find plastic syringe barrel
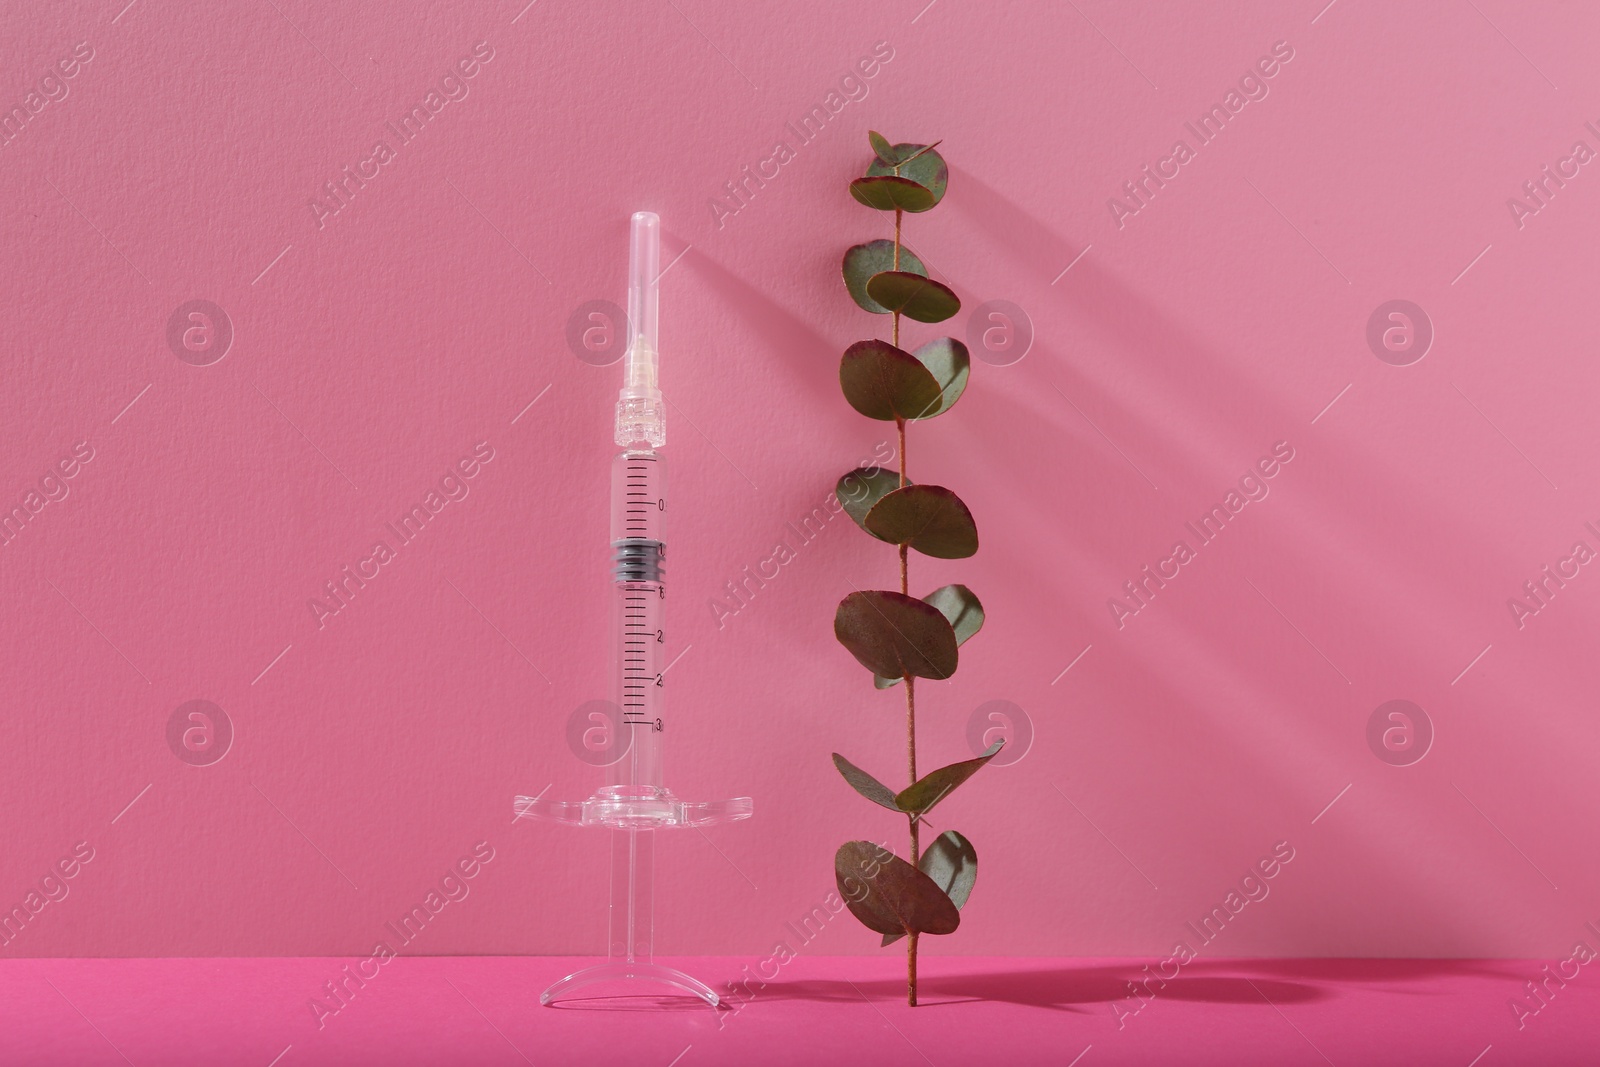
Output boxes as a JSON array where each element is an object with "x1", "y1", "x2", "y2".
[{"x1": 610, "y1": 447, "x2": 666, "y2": 786}]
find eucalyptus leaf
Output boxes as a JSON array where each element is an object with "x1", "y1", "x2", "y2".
[
  {"x1": 834, "y1": 590, "x2": 959, "y2": 680},
  {"x1": 867, "y1": 130, "x2": 900, "y2": 166},
  {"x1": 883, "y1": 831, "x2": 977, "y2": 946},
  {"x1": 865, "y1": 272, "x2": 960, "y2": 324},
  {"x1": 895, "y1": 741, "x2": 1004, "y2": 817},
  {"x1": 910, "y1": 337, "x2": 970, "y2": 418},
  {"x1": 924, "y1": 584, "x2": 984, "y2": 645},
  {"x1": 835, "y1": 840, "x2": 961, "y2": 937},
  {"x1": 920, "y1": 830, "x2": 978, "y2": 908},
  {"x1": 866, "y1": 142, "x2": 948, "y2": 207},
  {"x1": 864, "y1": 485, "x2": 979, "y2": 559},
  {"x1": 874, "y1": 584, "x2": 982, "y2": 689},
  {"x1": 843, "y1": 241, "x2": 927, "y2": 315},
  {"x1": 838, "y1": 467, "x2": 910, "y2": 540},
  {"x1": 849, "y1": 175, "x2": 936, "y2": 213},
  {"x1": 840, "y1": 340, "x2": 943, "y2": 422},
  {"x1": 832, "y1": 753, "x2": 901, "y2": 812}
]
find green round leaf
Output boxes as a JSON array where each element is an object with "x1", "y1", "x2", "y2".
[
  {"x1": 835, "y1": 840, "x2": 961, "y2": 937},
  {"x1": 875, "y1": 584, "x2": 981, "y2": 689},
  {"x1": 849, "y1": 175, "x2": 935, "y2": 213},
  {"x1": 840, "y1": 340, "x2": 943, "y2": 422},
  {"x1": 867, "y1": 130, "x2": 899, "y2": 166},
  {"x1": 865, "y1": 485, "x2": 979, "y2": 559},
  {"x1": 883, "y1": 831, "x2": 976, "y2": 946},
  {"x1": 924, "y1": 584, "x2": 984, "y2": 645},
  {"x1": 843, "y1": 241, "x2": 927, "y2": 315},
  {"x1": 921, "y1": 831, "x2": 977, "y2": 908},
  {"x1": 837, "y1": 466, "x2": 910, "y2": 540},
  {"x1": 867, "y1": 143, "x2": 948, "y2": 206},
  {"x1": 834, "y1": 590, "x2": 958, "y2": 680},
  {"x1": 910, "y1": 337, "x2": 970, "y2": 418},
  {"x1": 865, "y1": 271, "x2": 960, "y2": 324}
]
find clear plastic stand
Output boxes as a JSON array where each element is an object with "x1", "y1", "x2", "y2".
[
  {"x1": 514, "y1": 212, "x2": 752, "y2": 1008},
  {"x1": 514, "y1": 792, "x2": 753, "y2": 1006}
]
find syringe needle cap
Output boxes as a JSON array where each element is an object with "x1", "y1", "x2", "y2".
[{"x1": 617, "y1": 211, "x2": 665, "y2": 447}]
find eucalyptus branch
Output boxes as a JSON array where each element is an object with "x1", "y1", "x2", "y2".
[{"x1": 829, "y1": 132, "x2": 999, "y2": 1008}]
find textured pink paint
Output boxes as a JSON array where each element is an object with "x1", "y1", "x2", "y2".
[{"x1": 1, "y1": 0, "x2": 1598, "y2": 966}]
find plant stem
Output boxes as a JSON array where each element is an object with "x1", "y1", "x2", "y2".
[
  {"x1": 896, "y1": 419, "x2": 907, "y2": 488},
  {"x1": 906, "y1": 676, "x2": 919, "y2": 1006},
  {"x1": 891, "y1": 201, "x2": 919, "y2": 1008},
  {"x1": 908, "y1": 927, "x2": 919, "y2": 1006}
]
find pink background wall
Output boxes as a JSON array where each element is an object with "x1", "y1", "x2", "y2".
[{"x1": 3, "y1": 0, "x2": 1598, "y2": 961}]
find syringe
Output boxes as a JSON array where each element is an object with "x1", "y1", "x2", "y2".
[
  {"x1": 514, "y1": 211, "x2": 750, "y2": 1009},
  {"x1": 520, "y1": 212, "x2": 749, "y2": 831},
  {"x1": 611, "y1": 210, "x2": 668, "y2": 792}
]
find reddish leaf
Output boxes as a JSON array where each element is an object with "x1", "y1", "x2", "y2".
[{"x1": 835, "y1": 841, "x2": 961, "y2": 937}]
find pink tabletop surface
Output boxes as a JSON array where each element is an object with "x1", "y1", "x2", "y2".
[{"x1": 3, "y1": 955, "x2": 1597, "y2": 1066}]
